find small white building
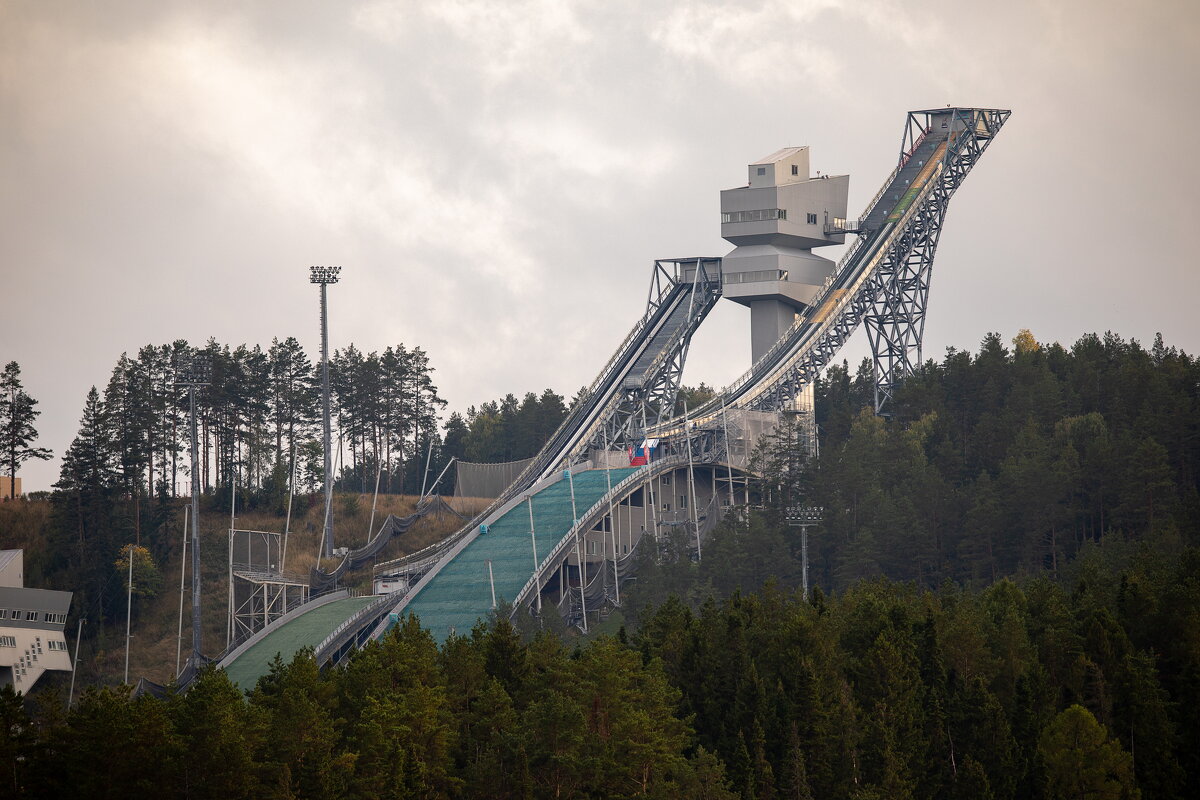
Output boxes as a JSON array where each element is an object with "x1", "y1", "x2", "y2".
[{"x1": 0, "y1": 550, "x2": 73, "y2": 693}]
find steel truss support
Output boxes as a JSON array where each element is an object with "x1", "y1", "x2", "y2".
[
  {"x1": 866, "y1": 107, "x2": 1009, "y2": 414},
  {"x1": 226, "y1": 528, "x2": 308, "y2": 644},
  {"x1": 230, "y1": 574, "x2": 309, "y2": 642},
  {"x1": 863, "y1": 205, "x2": 942, "y2": 414},
  {"x1": 597, "y1": 258, "x2": 722, "y2": 451},
  {"x1": 744, "y1": 108, "x2": 1010, "y2": 416}
]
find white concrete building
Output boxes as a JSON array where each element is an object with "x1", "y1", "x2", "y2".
[
  {"x1": 720, "y1": 146, "x2": 849, "y2": 362},
  {"x1": 0, "y1": 550, "x2": 73, "y2": 693}
]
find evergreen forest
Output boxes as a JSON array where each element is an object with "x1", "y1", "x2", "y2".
[
  {"x1": 17, "y1": 336, "x2": 569, "y2": 649},
  {"x1": 2, "y1": 328, "x2": 1198, "y2": 799}
]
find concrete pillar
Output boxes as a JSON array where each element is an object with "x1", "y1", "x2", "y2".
[{"x1": 750, "y1": 299, "x2": 798, "y2": 363}]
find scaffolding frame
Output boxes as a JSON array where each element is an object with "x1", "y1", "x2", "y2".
[{"x1": 227, "y1": 529, "x2": 309, "y2": 644}]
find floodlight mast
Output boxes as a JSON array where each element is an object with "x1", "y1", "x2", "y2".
[
  {"x1": 177, "y1": 357, "x2": 210, "y2": 672},
  {"x1": 310, "y1": 266, "x2": 341, "y2": 558}
]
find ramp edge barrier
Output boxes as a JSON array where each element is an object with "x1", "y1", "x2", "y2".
[
  {"x1": 215, "y1": 588, "x2": 352, "y2": 671},
  {"x1": 374, "y1": 462, "x2": 596, "y2": 627},
  {"x1": 510, "y1": 456, "x2": 687, "y2": 611},
  {"x1": 312, "y1": 590, "x2": 403, "y2": 663}
]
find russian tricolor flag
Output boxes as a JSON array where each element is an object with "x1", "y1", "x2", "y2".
[{"x1": 628, "y1": 438, "x2": 657, "y2": 466}]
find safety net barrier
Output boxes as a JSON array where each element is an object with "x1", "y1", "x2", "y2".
[
  {"x1": 309, "y1": 496, "x2": 453, "y2": 592},
  {"x1": 454, "y1": 458, "x2": 536, "y2": 499}
]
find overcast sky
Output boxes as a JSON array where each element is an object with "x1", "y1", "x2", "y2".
[{"x1": 3, "y1": 0, "x2": 1198, "y2": 492}]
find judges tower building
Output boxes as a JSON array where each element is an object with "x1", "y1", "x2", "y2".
[{"x1": 720, "y1": 147, "x2": 849, "y2": 363}]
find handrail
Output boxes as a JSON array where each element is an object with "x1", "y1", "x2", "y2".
[
  {"x1": 375, "y1": 273, "x2": 701, "y2": 579},
  {"x1": 312, "y1": 591, "x2": 398, "y2": 661},
  {"x1": 568, "y1": 278, "x2": 719, "y2": 453},
  {"x1": 397, "y1": 279, "x2": 692, "y2": 569},
  {"x1": 898, "y1": 126, "x2": 931, "y2": 170},
  {"x1": 214, "y1": 588, "x2": 352, "y2": 673},
  {"x1": 526, "y1": 279, "x2": 698, "y2": 479}
]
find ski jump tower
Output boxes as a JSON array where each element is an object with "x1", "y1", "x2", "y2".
[
  {"x1": 207, "y1": 108, "x2": 1010, "y2": 690},
  {"x1": 720, "y1": 147, "x2": 849, "y2": 364},
  {"x1": 719, "y1": 147, "x2": 849, "y2": 427}
]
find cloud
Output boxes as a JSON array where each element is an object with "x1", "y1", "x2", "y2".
[
  {"x1": 649, "y1": 0, "x2": 845, "y2": 90},
  {"x1": 354, "y1": 0, "x2": 592, "y2": 84},
  {"x1": 3, "y1": 0, "x2": 1199, "y2": 493}
]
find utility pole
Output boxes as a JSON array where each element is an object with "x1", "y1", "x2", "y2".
[
  {"x1": 177, "y1": 356, "x2": 210, "y2": 672},
  {"x1": 124, "y1": 544, "x2": 133, "y2": 685},
  {"x1": 567, "y1": 468, "x2": 587, "y2": 633},
  {"x1": 310, "y1": 266, "x2": 341, "y2": 558},
  {"x1": 68, "y1": 617, "x2": 85, "y2": 707},
  {"x1": 176, "y1": 505, "x2": 188, "y2": 677},
  {"x1": 684, "y1": 400, "x2": 701, "y2": 560},
  {"x1": 527, "y1": 495, "x2": 542, "y2": 612}
]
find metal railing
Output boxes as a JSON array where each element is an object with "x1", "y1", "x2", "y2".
[
  {"x1": 312, "y1": 590, "x2": 398, "y2": 663},
  {"x1": 510, "y1": 455, "x2": 688, "y2": 611}
]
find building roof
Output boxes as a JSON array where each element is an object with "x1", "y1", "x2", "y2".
[
  {"x1": 751, "y1": 146, "x2": 808, "y2": 165},
  {"x1": 0, "y1": 551, "x2": 20, "y2": 589},
  {"x1": 0, "y1": 586, "x2": 73, "y2": 615}
]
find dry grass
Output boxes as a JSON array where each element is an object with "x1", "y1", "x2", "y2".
[
  {"x1": 2, "y1": 491, "x2": 492, "y2": 687},
  {"x1": 102, "y1": 491, "x2": 490, "y2": 685}
]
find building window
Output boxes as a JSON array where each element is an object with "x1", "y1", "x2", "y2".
[
  {"x1": 722, "y1": 208, "x2": 787, "y2": 224},
  {"x1": 0, "y1": 636, "x2": 14, "y2": 648},
  {"x1": 756, "y1": 167, "x2": 766, "y2": 176},
  {"x1": 48, "y1": 640, "x2": 67, "y2": 652},
  {"x1": 724, "y1": 269, "x2": 789, "y2": 285},
  {"x1": 662, "y1": 502, "x2": 671, "y2": 512},
  {"x1": 806, "y1": 213, "x2": 818, "y2": 224},
  {"x1": 680, "y1": 495, "x2": 688, "y2": 509},
  {"x1": 791, "y1": 164, "x2": 799, "y2": 176},
  {"x1": 24, "y1": 611, "x2": 37, "y2": 622},
  {"x1": 661, "y1": 474, "x2": 671, "y2": 485},
  {"x1": 0, "y1": 610, "x2": 6, "y2": 620}
]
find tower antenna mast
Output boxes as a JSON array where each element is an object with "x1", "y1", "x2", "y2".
[{"x1": 177, "y1": 355, "x2": 210, "y2": 672}]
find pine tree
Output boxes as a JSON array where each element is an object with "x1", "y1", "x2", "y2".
[
  {"x1": 1038, "y1": 704, "x2": 1139, "y2": 800},
  {"x1": 0, "y1": 361, "x2": 51, "y2": 500}
]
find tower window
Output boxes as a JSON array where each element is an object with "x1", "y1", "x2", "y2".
[
  {"x1": 756, "y1": 167, "x2": 766, "y2": 176},
  {"x1": 791, "y1": 165, "x2": 799, "y2": 175},
  {"x1": 722, "y1": 208, "x2": 787, "y2": 224},
  {"x1": 807, "y1": 213, "x2": 817, "y2": 224}
]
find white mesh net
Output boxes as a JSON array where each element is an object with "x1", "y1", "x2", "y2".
[{"x1": 454, "y1": 457, "x2": 536, "y2": 499}]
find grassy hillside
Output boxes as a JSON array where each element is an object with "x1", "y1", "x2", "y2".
[{"x1": 0, "y1": 491, "x2": 488, "y2": 687}]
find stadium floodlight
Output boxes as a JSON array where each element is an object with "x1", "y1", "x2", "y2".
[
  {"x1": 176, "y1": 356, "x2": 212, "y2": 388},
  {"x1": 311, "y1": 266, "x2": 341, "y2": 557},
  {"x1": 309, "y1": 265, "x2": 342, "y2": 284}
]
